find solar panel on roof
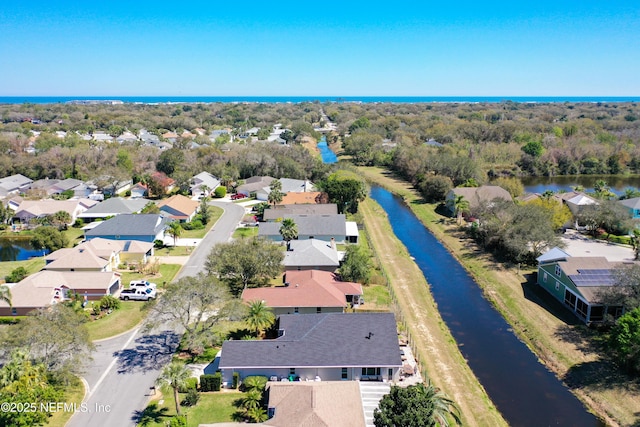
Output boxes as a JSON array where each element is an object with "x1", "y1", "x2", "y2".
[{"x1": 569, "y1": 269, "x2": 615, "y2": 287}]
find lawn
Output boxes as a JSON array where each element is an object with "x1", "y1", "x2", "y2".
[
  {"x1": 0, "y1": 257, "x2": 45, "y2": 282},
  {"x1": 232, "y1": 226, "x2": 258, "y2": 239},
  {"x1": 85, "y1": 300, "x2": 148, "y2": 341},
  {"x1": 361, "y1": 284, "x2": 391, "y2": 310},
  {"x1": 138, "y1": 388, "x2": 243, "y2": 427},
  {"x1": 180, "y1": 206, "x2": 223, "y2": 239},
  {"x1": 119, "y1": 263, "x2": 181, "y2": 289},
  {"x1": 154, "y1": 246, "x2": 192, "y2": 256},
  {"x1": 45, "y1": 377, "x2": 84, "y2": 427}
]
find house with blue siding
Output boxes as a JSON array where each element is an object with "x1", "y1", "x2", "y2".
[
  {"x1": 618, "y1": 197, "x2": 640, "y2": 220},
  {"x1": 536, "y1": 248, "x2": 625, "y2": 323},
  {"x1": 85, "y1": 214, "x2": 171, "y2": 243}
]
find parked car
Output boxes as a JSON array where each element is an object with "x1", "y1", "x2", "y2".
[
  {"x1": 230, "y1": 193, "x2": 246, "y2": 200},
  {"x1": 129, "y1": 280, "x2": 157, "y2": 290},
  {"x1": 119, "y1": 288, "x2": 156, "y2": 301}
]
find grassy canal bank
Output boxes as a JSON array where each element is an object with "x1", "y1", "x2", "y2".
[{"x1": 358, "y1": 166, "x2": 638, "y2": 426}]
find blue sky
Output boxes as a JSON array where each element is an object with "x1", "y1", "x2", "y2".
[{"x1": 1, "y1": 1, "x2": 638, "y2": 96}]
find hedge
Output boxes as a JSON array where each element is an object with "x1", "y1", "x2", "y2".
[{"x1": 200, "y1": 373, "x2": 222, "y2": 392}]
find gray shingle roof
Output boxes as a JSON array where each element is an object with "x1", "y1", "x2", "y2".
[
  {"x1": 85, "y1": 214, "x2": 169, "y2": 237},
  {"x1": 619, "y1": 197, "x2": 640, "y2": 210},
  {"x1": 79, "y1": 198, "x2": 150, "y2": 217},
  {"x1": 219, "y1": 313, "x2": 402, "y2": 369},
  {"x1": 259, "y1": 214, "x2": 346, "y2": 238},
  {"x1": 283, "y1": 239, "x2": 340, "y2": 268},
  {"x1": 263, "y1": 204, "x2": 338, "y2": 221}
]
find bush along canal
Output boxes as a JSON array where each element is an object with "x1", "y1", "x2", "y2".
[{"x1": 370, "y1": 185, "x2": 603, "y2": 427}]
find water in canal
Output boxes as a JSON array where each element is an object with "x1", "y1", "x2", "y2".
[
  {"x1": 317, "y1": 136, "x2": 337, "y2": 163},
  {"x1": 370, "y1": 185, "x2": 603, "y2": 427}
]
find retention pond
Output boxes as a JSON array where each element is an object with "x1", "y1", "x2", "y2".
[{"x1": 370, "y1": 185, "x2": 603, "y2": 427}]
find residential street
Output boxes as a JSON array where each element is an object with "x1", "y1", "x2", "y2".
[{"x1": 67, "y1": 201, "x2": 245, "y2": 427}]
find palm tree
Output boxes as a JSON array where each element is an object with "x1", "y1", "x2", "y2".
[
  {"x1": 0, "y1": 285, "x2": 12, "y2": 308},
  {"x1": 245, "y1": 406, "x2": 268, "y2": 423},
  {"x1": 420, "y1": 382, "x2": 462, "y2": 427},
  {"x1": 242, "y1": 375, "x2": 268, "y2": 392},
  {"x1": 453, "y1": 195, "x2": 470, "y2": 226},
  {"x1": 240, "y1": 388, "x2": 262, "y2": 411},
  {"x1": 268, "y1": 179, "x2": 283, "y2": 206},
  {"x1": 166, "y1": 222, "x2": 183, "y2": 247},
  {"x1": 156, "y1": 362, "x2": 191, "y2": 416},
  {"x1": 279, "y1": 218, "x2": 298, "y2": 246},
  {"x1": 245, "y1": 300, "x2": 275, "y2": 336}
]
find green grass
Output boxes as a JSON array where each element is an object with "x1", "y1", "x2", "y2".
[
  {"x1": 362, "y1": 284, "x2": 391, "y2": 309},
  {"x1": 154, "y1": 246, "x2": 193, "y2": 256},
  {"x1": 63, "y1": 226, "x2": 86, "y2": 246},
  {"x1": 119, "y1": 263, "x2": 181, "y2": 289},
  {"x1": 139, "y1": 388, "x2": 243, "y2": 427},
  {"x1": 0, "y1": 258, "x2": 46, "y2": 282},
  {"x1": 232, "y1": 227, "x2": 258, "y2": 239},
  {"x1": 85, "y1": 300, "x2": 148, "y2": 341},
  {"x1": 45, "y1": 377, "x2": 84, "y2": 427},
  {"x1": 180, "y1": 206, "x2": 223, "y2": 239}
]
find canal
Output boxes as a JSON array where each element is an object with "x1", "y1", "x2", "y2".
[
  {"x1": 369, "y1": 185, "x2": 602, "y2": 427},
  {"x1": 317, "y1": 136, "x2": 337, "y2": 163}
]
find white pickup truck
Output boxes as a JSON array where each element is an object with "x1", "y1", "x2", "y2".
[
  {"x1": 119, "y1": 288, "x2": 156, "y2": 301},
  {"x1": 129, "y1": 280, "x2": 157, "y2": 290}
]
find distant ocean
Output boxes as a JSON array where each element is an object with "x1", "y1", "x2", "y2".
[{"x1": 0, "y1": 96, "x2": 638, "y2": 104}]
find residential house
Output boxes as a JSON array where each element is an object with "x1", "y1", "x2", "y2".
[
  {"x1": 0, "y1": 270, "x2": 122, "y2": 316},
  {"x1": 116, "y1": 131, "x2": 139, "y2": 144},
  {"x1": 565, "y1": 193, "x2": 598, "y2": 216},
  {"x1": 78, "y1": 197, "x2": 150, "y2": 222},
  {"x1": 101, "y1": 179, "x2": 132, "y2": 196},
  {"x1": 264, "y1": 381, "x2": 365, "y2": 427},
  {"x1": 48, "y1": 178, "x2": 98, "y2": 198},
  {"x1": 157, "y1": 194, "x2": 200, "y2": 222},
  {"x1": 445, "y1": 185, "x2": 513, "y2": 216},
  {"x1": 283, "y1": 239, "x2": 341, "y2": 272},
  {"x1": 219, "y1": 313, "x2": 402, "y2": 384},
  {"x1": 190, "y1": 172, "x2": 220, "y2": 197},
  {"x1": 242, "y1": 269, "x2": 362, "y2": 316},
  {"x1": 277, "y1": 192, "x2": 329, "y2": 206},
  {"x1": 263, "y1": 203, "x2": 337, "y2": 222},
  {"x1": 252, "y1": 178, "x2": 316, "y2": 202},
  {"x1": 14, "y1": 198, "x2": 98, "y2": 224},
  {"x1": 618, "y1": 197, "x2": 640, "y2": 220},
  {"x1": 237, "y1": 176, "x2": 276, "y2": 199},
  {"x1": 162, "y1": 131, "x2": 178, "y2": 143},
  {"x1": 85, "y1": 214, "x2": 171, "y2": 243},
  {"x1": 0, "y1": 174, "x2": 33, "y2": 198},
  {"x1": 259, "y1": 214, "x2": 358, "y2": 244},
  {"x1": 92, "y1": 132, "x2": 114, "y2": 143},
  {"x1": 150, "y1": 172, "x2": 176, "y2": 195},
  {"x1": 130, "y1": 183, "x2": 149, "y2": 199},
  {"x1": 536, "y1": 247, "x2": 625, "y2": 324}
]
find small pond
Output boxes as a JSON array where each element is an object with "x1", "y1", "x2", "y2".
[{"x1": 0, "y1": 237, "x2": 49, "y2": 261}]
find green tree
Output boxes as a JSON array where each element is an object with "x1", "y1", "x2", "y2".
[
  {"x1": 608, "y1": 307, "x2": 640, "y2": 374},
  {"x1": 141, "y1": 201, "x2": 160, "y2": 214},
  {"x1": 30, "y1": 226, "x2": 69, "y2": 252},
  {"x1": 205, "y1": 237, "x2": 284, "y2": 295},
  {"x1": 492, "y1": 177, "x2": 524, "y2": 199},
  {"x1": 452, "y1": 195, "x2": 470, "y2": 226},
  {"x1": 156, "y1": 362, "x2": 191, "y2": 415},
  {"x1": 245, "y1": 300, "x2": 275, "y2": 336},
  {"x1": 529, "y1": 198, "x2": 572, "y2": 231},
  {"x1": 241, "y1": 375, "x2": 268, "y2": 393},
  {"x1": 417, "y1": 175, "x2": 453, "y2": 203},
  {"x1": 145, "y1": 274, "x2": 239, "y2": 354},
  {"x1": 268, "y1": 180, "x2": 283, "y2": 207},
  {"x1": 50, "y1": 210, "x2": 72, "y2": 229},
  {"x1": 213, "y1": 186, "x2": 227, "y2": 198},
  {"x1": 319, "y1": 173, "x2": 367, "y2": 214},
  {"x1": 116, "y1": 149, "x2": 133, "y2": 172},
  {"x1": 348, "y1": 116, "x2": 371, "y2": 133},
  {"x1": 166, "y1": 222, "x2": 183, "y2": 247},
  {"x1": 279, "y1": 218, "x2": 298, "y2": 244},
  {"x1": 600, "y1": 264, "x2": 640, "y2": 312},
  {"x1": 0, "y1": 285, "x2": 12, "y2": 306},
  {"x1": 5, "y1": 267, "x2": 27, "y2": 284},
  {"x1": 521, "y1": 139, "x2": 544, "y2": 157},
  {"x1": 374, "y1": 383, "x2": 461, "y2": 427},
  {"x1": 2, "y1": 304, "x2": 93, "y2": 381},
  {"x1": 199, "y1": 198, "x2": 211, "y2": 224},
  {"x1": 156, "y1": 148, "x2": 185, "y2": 176},
  {"x1": 339, "y1": 244, "x2": 372, "y2": 284}
]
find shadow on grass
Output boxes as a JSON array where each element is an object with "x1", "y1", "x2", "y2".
[
  {"x1": 133, "y1": 402, "x2": 169, "y2": 426},
  {"x1": 113, "y1": 330, "x2": 181, "y2": 374},
  {"x1": 519, "y1": 273, "x2": 584, "y2": 325}
]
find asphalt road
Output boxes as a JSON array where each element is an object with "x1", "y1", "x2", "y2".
[{"x1": 67, "y1": 201, "x2": 246, "y2": 427}]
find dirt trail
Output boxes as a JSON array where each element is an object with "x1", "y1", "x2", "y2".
[{"x1": 361, "y1": 198, "x2": 507, "y2": 427}]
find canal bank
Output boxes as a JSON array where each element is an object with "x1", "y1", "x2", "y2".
[{"x1": 359, "y1": 166, "x2": 636, "y2": 426}]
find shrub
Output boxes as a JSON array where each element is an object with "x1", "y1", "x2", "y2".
[
  {"x1": 214, "y1": 186, "x2": 227, "y2": 198},
  {"x1": 182, "y1": 388, "x2": 200, "y2": 407},
  {"x1": 178, "y1": 377, "x2": 198, "y2": 393},
  {"x1": 73, "y1": 218, "x2": 84, "y2": 228},
  {"x1": 154, "y1": 239, "x2": 165, "y2": 249},
  {"x1": 201, "y1": 373, "x2": 221, "y2": 392},
  {"x1": 232, "y1": 372, "x2": 240, "y2": 389},
  {"x1": 0, "y1": 316, "x2": 22, "y2": 324},
  {"x1": 169, "y1": 415, "x2": 187, "y2": 427},
  {"x1": 182, "y1": 220, "x2": 204, "y2": 230},
  {"x1": 99, "y1": 295, "x2": 121, "y2": 311},
  {"x1": 241, "y1": 376, "x2": 268, "y2": 392},
  {"x1": 5, "y1": 267, "x2": 28, "y2": 283}
]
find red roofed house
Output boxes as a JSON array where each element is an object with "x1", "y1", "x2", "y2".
[
  {"x1": 150, "y1": 172, "x2": 176, "y2": 195},
  {"x1": 242, "y1": 270, "x2": 363, "y2": 316}
]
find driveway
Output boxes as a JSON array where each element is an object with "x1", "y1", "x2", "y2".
[
  {"x1": 67, "y1": 201, "x2": 245, "y2": 427},
  {"x1": 560, "y1": 229, "x2": 635, "y2": 262}
]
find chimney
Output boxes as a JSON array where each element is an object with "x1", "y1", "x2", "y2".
[{"x1": 330, "y1": 237, "x2": 336, "y2": 251}]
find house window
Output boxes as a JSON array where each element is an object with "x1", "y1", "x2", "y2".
[
  {"x1": 388, "y1": 368, "x2": 393, "y2": 378},
  {"x1": 362, "y1": 367, "x2": 380, "y2": 376},
  {"x1": 564, "y1": 289, "x2": 577, "y2": 309},
  {"x1": 555, "y1": 281, "x2": 560, "y2": 291},
  {"x1": 289, "y1": 368, "x2": 296, "y2": 375},
  {"x1": 341, "y1": 368, "x2": 348, "y2": 379},
  {"x1": 11, "y1": 308, "x2": 17, "y2": 316},
  {"x1": 576, "y1": 298, "x2": 589, "y2": 319},
  {"x1": 555, "y1": 265, "x2": 561, "y2": 276},
  {"x1": 316, "y1": 307, "x2": 321, "y2": 313},
  {"x1": 543, "y1": 272, "x2": 548, "y2": 282},
  {"x1": 294, "y1": 307, "x2": 299, "y2": 314}
]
